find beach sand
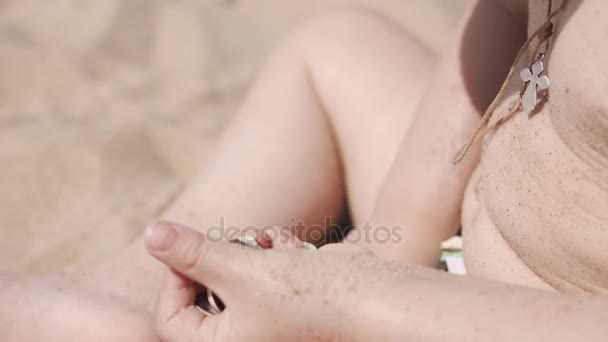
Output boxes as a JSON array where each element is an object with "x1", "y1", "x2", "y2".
[{"x1": 0, "y1": 0, "x2": 464, "y2": 272}]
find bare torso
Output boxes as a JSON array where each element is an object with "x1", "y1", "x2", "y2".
[{"x1": 463, "y1": 0, "x2": 608, "y2": 292}]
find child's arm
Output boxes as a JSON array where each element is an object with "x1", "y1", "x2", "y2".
[{"x1": 353, "y1": 0, "x2": 528, "y2": 266}]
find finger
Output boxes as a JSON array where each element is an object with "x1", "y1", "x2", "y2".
[
  {"x1": 258, "y1": 226, "x2": 307, "y2": 250},
  {"x1": 156, "y1": 268, "x2": 203, "y2": 341},
  {"x1": 237, "y1": 227, "x2": 273, "y2": 249},
  {"x1": 157, "y1": 269, "x2": 225, "y2": 342},
  {"x1": 158, "y1": 268, "x2": 196, "y2": 324},
  {"x1": 236, "y1": 225, "x2": 305, "y2": 250},
  {"x1": 145, "y1": 221, "x2": 265, "y2": 296}
]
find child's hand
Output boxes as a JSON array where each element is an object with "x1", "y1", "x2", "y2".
[{"x1": 145, "y1": 221, "x2": 382, "y2": 342}]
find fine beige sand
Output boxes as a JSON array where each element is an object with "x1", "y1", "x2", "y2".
[{"x1": 0, "y1": 0, "x2": 464, "y2": 272}]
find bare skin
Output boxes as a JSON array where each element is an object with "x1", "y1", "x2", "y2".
[
  {"x1": 1, "y1": 0, "x2": 607, "y2": 340},
  {"x1": 1, "y1": 6, "x2": 438, "y2": 341},
  {"x1": 146, "y1": 222, "x2": 608, "y2": 341},
  {"x1": 464, "y1": 0, "x2": 608, "y2": 292}
]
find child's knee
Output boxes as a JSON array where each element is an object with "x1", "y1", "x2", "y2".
[{"x1": 279, "y1": 5, "x2": 424, "y2": 58}]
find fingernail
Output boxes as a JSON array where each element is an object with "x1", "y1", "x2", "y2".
[{"x1": 146, "y1": 222, "x2": 178, "y2": 251}]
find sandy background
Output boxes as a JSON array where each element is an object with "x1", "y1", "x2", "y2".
[{"x1": 0, "y1": 0, "x2": 465, "y2": 272}]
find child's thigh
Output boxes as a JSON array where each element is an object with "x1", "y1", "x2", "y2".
[{"x1": 288, "y1": 7, "x2": 438, "y2": 222}]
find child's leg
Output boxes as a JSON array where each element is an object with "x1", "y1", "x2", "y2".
[
  {"x1": 1, "y1": 7, "x2": 436, "y2": 341},
  {"x1": 92, "y1": 6, "x2": 436, "y2": 309},
  {"x1": 161, "y1": 7, "x2": 437, "y2": 231}
]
